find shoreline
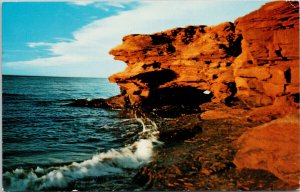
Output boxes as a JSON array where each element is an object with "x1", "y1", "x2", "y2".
[{"x1": 86, "y1": 1, "x2": 299, "y2": 190}]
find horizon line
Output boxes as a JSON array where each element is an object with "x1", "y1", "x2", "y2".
[{"x1": 2, "y1": 74, "x2": 110, "y2": 79}]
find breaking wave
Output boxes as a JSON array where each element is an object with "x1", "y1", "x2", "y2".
[{"x1": 3, "y1": 116, "x2": 162, "y2": 191}]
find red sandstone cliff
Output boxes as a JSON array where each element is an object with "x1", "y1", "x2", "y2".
[
  {"x1": 109, "y1": 22, "x2": 241, "y2": 107},
  {"x1": 109, "y1": 1, "x2": 299, "y2": 111},
  {"x1": 108, "y1": 1, "x2": 299, "y2": 187}
]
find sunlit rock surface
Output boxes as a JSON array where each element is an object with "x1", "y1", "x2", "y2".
[
  {"x1": 109, "y1": 1, "x2": 299, "y2": 111},
  {"x1": 104, "y1": 1, "x2": 299, "y2": 190}
]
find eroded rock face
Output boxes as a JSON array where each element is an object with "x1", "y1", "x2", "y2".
[
  {"x1": 109, "y1": 22, "x2": 240, "y2": 107},
  {"x1": 234, "y1": 1, "x2": 299, "y2": 107},
  {"x1": 106, "y1": 1, "x2": 300, "y2": 188},
  {"x1": 109, "y1": 1, "x2": 299, "y2": 110}
]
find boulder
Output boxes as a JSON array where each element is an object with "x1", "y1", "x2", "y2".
[{"x1": 234, "y1": 115, "x2": 300, "y2": 185}]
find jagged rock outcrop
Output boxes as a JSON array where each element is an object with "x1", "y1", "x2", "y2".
[
  {"x1": 233, "y1": 1, "x2": 299, "y2": 107},
  {"x1": 106, "y1": 1, "x2": 299, "y2": 188},
  {"x1": 109, "y1": 1, "x2": 299, "y2": 111},
  {"x1": 109, "y1": 22, "x2": 240, "y2": 108}
]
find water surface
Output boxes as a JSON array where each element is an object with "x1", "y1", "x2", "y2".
[{"x1": 3, "y1": 75, "x2": 159, "y2": 191}]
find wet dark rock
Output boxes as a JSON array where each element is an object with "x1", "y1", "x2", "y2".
[
  {"x1": 132, "y1": 166, "x2": 153, "y2": 188},
  {"x1": 133, "y1": 113, "x2": 295, "y2": 190},
  {"x1": 149, "y1": 105, "x2": 201, "y2": 118},
  {"x1": 65, "y1": 98, "x2": 107, "y2": 108},
  {"x1": 158, "y1": 114, "x2": 202, "y2": 142},
  {"x1": 65, "y1": 95, "x2": 126, "y2": 109}
]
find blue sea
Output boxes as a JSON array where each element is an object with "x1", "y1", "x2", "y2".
[{"x1": 2, "y1": 75, "x2": 160, "y2": 191}]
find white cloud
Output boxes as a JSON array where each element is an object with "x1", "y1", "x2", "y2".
[
  {"x1": 3, "y1": 0, "x2": 96, "y2": 4},
  {"x1": 27, "y1": 42, "x2": 54, "y2": 48},
  {"x1": 72, "y1": 1, "x2": 95, "y2": 6},
  {"x1": 5, "y1": 1, "x2": 267, "y2": 77},
  {"x1": 71, "y1": 0, "x2": 136, "y2": 7},
  {"x1": 3, "y1": 0, "x2": 136, "y2": 7}
]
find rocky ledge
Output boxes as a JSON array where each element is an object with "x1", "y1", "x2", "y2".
[{"x1": 70, "y1": 1, "x2": 299, "y2": 190}]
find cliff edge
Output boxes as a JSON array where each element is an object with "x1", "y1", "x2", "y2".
[
  {"x1": 107, "y1": 1, "x2": 299, "y2": 190},
  {"x1": 109, "y1": 1, "x2": 299, "y2": 112}
]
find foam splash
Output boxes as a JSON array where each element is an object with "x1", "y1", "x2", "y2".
[
  {"x1": 3, "y1": 116, "x2": 161, "y2": 191},
  {"x1": 135, "y1": 113, "x2": 146, "y2": 132}
]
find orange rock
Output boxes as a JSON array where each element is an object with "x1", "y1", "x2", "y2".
[
  {"x1": 269, "y1": 67, "x2": 288, "y2": 85},
  {"x1": 233, "y1": 1, "x2": 299, "y2": 107},
  {"x1": 291, "y1": 66, "x2": 299, "y2": 84},
  {"x1": 201, "y1": 168, "x2": 211, "y2": 176},
  {"x1": 285, "y1": 84, "x2": 300, "y2": 95},
  {"x1": 200, "y1": 107, "x2": 248, "y2": 121},
  {"x1": 201, "y1": 110, "x2": 233, "y2": 120},
  {"x1": 262, "y1": 82, "x2": 284, "y2": 98},
  {"x1": 235, "y1": 77, "x2": 249, "y2": 90},
  {"x1": 234, "y1": 67, "x2": 270, "y2": 80},
  {"x1": 109, "y1": 22, "x2": 240, "y2": 106},
  {"x1": 234, "y1": 115, "x2": 300, "y2": 185},
  {"x1": 108, "y1": 1, "x2": 299, "y2": 110}
]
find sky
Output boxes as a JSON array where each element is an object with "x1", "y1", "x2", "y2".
[{"x1": 2, "y1": 0, "x2": 269, "y2": 78}]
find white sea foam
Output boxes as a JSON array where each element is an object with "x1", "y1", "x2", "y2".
[
  {"x1": 3, "y1": 117, "x2": 161, "y2": 191},
  {"x1": 135, "y1": 113, "x2": 147, "y2": 132}
]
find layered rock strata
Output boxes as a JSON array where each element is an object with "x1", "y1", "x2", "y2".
[
  {"x1": 109, "y1": 1, "x2": 299, "y2": 111},
  {"x1": 104, "y1": 1, "x2": 299, "y2": 189}
]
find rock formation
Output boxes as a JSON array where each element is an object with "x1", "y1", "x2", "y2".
[
  {"x1": 234, "y1": 115, "x2": 300, "y2": 185},
  {"x1": 234, "y1": 1, "x2": 299, "y2": 108},
  {"x1": 61, "y1": 1, "x2": 299, "y2": 189},
  {"x1": 106, "y1": 1, "x2": 300, "y2": 188},
  {"x1": 109, "y1": 1, "x2": 299, "y2": 112},
  {"x1": 109, "y1": 22, "x2": 240, "y2": 108},
  {"x1": 105, "y1": 1, "x2": 300, "y2": 189}
]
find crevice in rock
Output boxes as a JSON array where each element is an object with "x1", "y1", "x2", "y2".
[
  {"x1": 224, "y1": 22, "x2": 235, "y2": 31},
  {"x1": 184, "y1": 26, "x2": 197, "y2": 38},
  {"x1": 205, "y1": 60, "x2": 212, "y2": 64},
  {"x1": 132, "y1": 69, "x2": 177, "y2": 89},
  {"x1": 228, "y1": 34, "x2": 243, "y2": 57},
  {"x1": 284, "y1": 68, "x2": 291, "y2": 83},
  {"x1": 218, "y1": 34, "x2": 242, "y2": 57},
  {"x1": 275, "y1": 47, "x2": 283, "y2": 57},
  {"x1": 151, "y1": 34, "x2": 172, "y2": 45},
  {"x1": 226, "y1": 62, "x2": 232, "y2": 67},
  {"x1": 166, "y1": 44, "x2": 176, "y2": 53},
  {"x1": 198, "y1": 25, "x2": 207, "y2": 33},
  {"x1": 213, "y1": 75, "x2": 218, "y2": 79},
  {"x1": 225, "y1": 82, "x2": 238, "y2": 107},
  {"x1": 275, "y1": 47, "x2": 288, "y2": 60},
  {"x1": 279, "y1": 16, "x2": 290, "y2": 22},
  {"x1": 133, "y1": 90, "x2": 142, "y2": 95},
  {"x1": 292, "y1": 93, "x2": 299, "y2": 103},
  {"x1": 142, "y1": 62, "x2": 161, "y2": 70}
]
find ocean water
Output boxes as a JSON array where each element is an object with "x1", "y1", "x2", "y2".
[{"x1": 2, "y1": 75, "x2": 160, "y2": 191}]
